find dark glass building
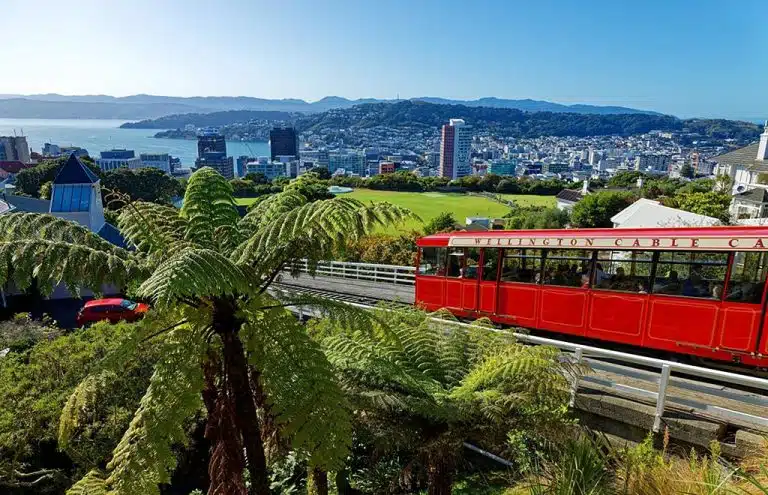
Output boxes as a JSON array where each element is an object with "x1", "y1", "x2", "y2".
[
  {"x1": 197, "y1": 132, "x2": 226, "y2": 158},
  {"x1": 269, "y1": 127, "x2": 298, "y2": 160}
]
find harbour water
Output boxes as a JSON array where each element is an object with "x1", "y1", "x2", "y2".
[{"x1": 0, "y1": 118, "x2": 270, "y2": 168}]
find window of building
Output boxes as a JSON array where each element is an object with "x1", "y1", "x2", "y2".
[
  {"x1": 593, "y1": 250, "x2": 653, "y2": 293},
  {"x1": 500, "y1": 249, "x2": 543, "y2": 284},
  {"x1": 419, "y1": 247, "x2": 445, "y2": 276},
  {"x1": 726, "y1": 251, "x2": 768, "y2": 304},
  {"x1": 653, "y1": 251, "x2": 728, "y2": 299},
  {"x1": 542, "y1": 250, "x2": 593, "y2": 288},
  {"x1": 481, "y1": 248, "x2": 500, "y2": 281}
]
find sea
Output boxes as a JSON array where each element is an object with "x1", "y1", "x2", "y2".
[{"x1": 0, "y1": 118, "x2": 270, "y2": 168}]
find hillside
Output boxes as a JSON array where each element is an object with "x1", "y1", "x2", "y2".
[
  {"x1": 120, "y1": 110, "x2": 297, "y2": 129},
  {"x1": 295, "y1": 101, "x2": 683, "y2": 137},
  {"x1": 127, "y1": 101, "x2": 761, "y2": 141},
  {"x1": 0, "y1": 93, "x2": 663, "y2": 120}
]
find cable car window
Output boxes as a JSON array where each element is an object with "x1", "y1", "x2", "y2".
[
  {"x1": 419, "y1": 247, "x2": 445, "y2": 276},
  {"x1": 462, "y1": 248, "x2": 480, "y2": 280},
  {"x1": 593, "y1": 250, "x2": 653, "y2": 293},
  {"x1": 653, "y1": 251, "x2": 728, "y2": 299},
  {"x1": 446, "y1": 249, "x2": 465, "y2": 278},
  {"x1": 726, "y1": 251, "x2": 768, "y2": 304},
  {"x1": 501, "y1": 249, "x2": 542, "y2": 284},
  {"x1": 481, "y1": 248, "x2": 500, "y2": 281},
  {"x1": 542, "y1": 249, "x2": 593, "y2": 288}
]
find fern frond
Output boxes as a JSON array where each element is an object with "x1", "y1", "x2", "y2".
[
  {"x1": 0, "y1": 212, "x2": 132, "y2": 259},
  {"x1": 106, "y1": 332, "x2": 205, "y2": 495},
  {"x1": 58, "y1": 372, "x2": 116, "y2": 452},
  {"x1": 240, "y1": 303, "x2": 352, "y2": 470},
  {"x1": 233, "y1": 197, "x2": 415, "y2": 271},
  {"x1": 117, "y1": 201, "x2": 188, "y2": 254},
  {"x1": 0, "y1": 240, "x2": 145, "y2": 294},
  {"x1": 237, "y1": 190, "x2": 308, "y2": 237},
  {"x1": 66, "y1": 470, "x2": 108, "y2": 495},
  {"x1": 180, "y1": 167, "x2": 240, "y2": 251},
  {"x1": 137, "y1": 248, "x2": 253, "y2": 307}
]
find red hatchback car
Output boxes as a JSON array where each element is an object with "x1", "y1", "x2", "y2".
[{"x1": 76, "y1": 298, "x2": 149, "y2": 326}]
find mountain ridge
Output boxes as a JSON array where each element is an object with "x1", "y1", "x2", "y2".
[{"x1": 0, "y1": 93, "x2": 664, "y2": 120}]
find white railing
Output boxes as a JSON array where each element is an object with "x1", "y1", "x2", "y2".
[
  {"x1": 288, "y1": 259, "x2": 416, "y2": 286},
  {"x1": 279, "y1": 287, "x2": 768, "y2": 432},
  {"x1": 445, "y1": 319, "x2": 768, "y2": 432}
]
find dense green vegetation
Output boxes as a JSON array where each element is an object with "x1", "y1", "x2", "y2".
[
  {"x1": 296, "y1": 101, "x2": 761, "y2": 139},
  {"x1": 14, "y1": 157, "x2": 183, "y2": 210},
  {"x1": 120, "y1": 110, "x2": 296, "y2": 129}
]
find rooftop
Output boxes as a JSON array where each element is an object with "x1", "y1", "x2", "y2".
[{"x1": 53, "y1": 154, "x2": 99, "y2": 185}]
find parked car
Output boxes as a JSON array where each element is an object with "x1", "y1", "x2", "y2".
[{"x1": 76, "y1": 298, "x2": 149, "y2": 326}]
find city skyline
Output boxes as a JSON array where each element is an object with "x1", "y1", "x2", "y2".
[{"x1": 2, "y1": 0, "x2": 765, "y2": 120}]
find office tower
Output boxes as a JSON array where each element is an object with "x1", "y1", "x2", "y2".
[
  {"x1": 269, "y1": 127, "x2": 298, "y2": 161},
  {"x1": 439, "y1": 119, "x2": 472, "y2": 179}
]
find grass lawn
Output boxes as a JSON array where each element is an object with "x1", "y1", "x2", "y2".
[
  {"x1": 499, "y1": 194, "x2": 557, "y2": 208},
  {"x1": 236, "y1": 190, "x2": 556, "y2": 233},
  {"x1": 343, "y1": 190, "x2": 510, "y2": 233}
]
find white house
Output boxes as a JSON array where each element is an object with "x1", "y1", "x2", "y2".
[
  {"x1": 712, "y1": 122, "x2": 768, "y2": 221},
  {"x1": 610, "y1": 198, "x2": 720, "y2": 228}
]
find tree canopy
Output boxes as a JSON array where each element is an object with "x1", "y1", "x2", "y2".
[{"x1": 570, "y1": 191, "x2": 636, "y2": 228}]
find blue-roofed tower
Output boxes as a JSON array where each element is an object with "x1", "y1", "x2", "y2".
[{"x1": 50, "y1": 153, "x2": 105, "y2": 234}]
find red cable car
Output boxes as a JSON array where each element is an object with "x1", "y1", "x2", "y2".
[{"x1": 415, "y1": 226, "x2": 768, "y2": 368}]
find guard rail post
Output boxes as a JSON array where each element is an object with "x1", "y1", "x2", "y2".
[
  {"x1": 569, "y1": 348, "x2": 583, "y2": 408},
  {"x1": 653, "y1": 364, "x2": 671, "y2": 433}
]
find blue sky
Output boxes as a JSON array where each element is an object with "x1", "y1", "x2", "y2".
[{"x1": 2, "y1": 0, "x2": 765, "y2": 119}]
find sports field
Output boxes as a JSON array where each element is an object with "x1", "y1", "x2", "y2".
[{"x1": 236, "y1": 190, "x2": 555, "y2": 233}]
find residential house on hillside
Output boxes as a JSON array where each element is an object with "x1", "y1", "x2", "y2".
[
  {"x1": 713, "y1": 122, "x2": 768, "y2": 221},
  {"x1": 555, "y1": 180, "x2": 593, "y2": 211},
  {"x1": 610, "y1": 198, "x2": 720, "y2": 228}
]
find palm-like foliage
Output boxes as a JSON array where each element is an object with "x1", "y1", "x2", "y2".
[
  {"x1": 312, "y1": 305, "x2": 580, "y2": 495},
  {"x1": 0, "y1": 167, "x2": 414, "y2": 495}
]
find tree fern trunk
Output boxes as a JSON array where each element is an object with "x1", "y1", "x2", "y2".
[
  {"x1": 220, "y1": 328, "x2": 271, "y2": 495},
  {"x1": 307, "y1": 467, "x2": 328, "y2": 495},
  {"x1": 426, "y1": 455, "x2": 453, "y2": 495}
]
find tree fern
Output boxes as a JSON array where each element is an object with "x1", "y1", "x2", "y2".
[
  {"x1": 117, "y1": 201, "x2": 188, "y2": 255},
  {"x1": 104, "y1": 332, "x2": 205, "y2": 495},
  {"x1": 240, "y1": 302, "x2": 352, "y2": 471},
  {"x1": 313, "y1": 305, "x2": 578, "y2": 494},
  {"x1": 180, "y1": 167, "x2": 240, "y2": 251},
  {"x1": 0, "y1": 165, "x2": 416, "y2": 495},
  {"x1": 137, "y1": 248, "x2": 254, "y2": 307},
  {"x1": 65, "y1": 469, "x2": 108, "y2": 495}
]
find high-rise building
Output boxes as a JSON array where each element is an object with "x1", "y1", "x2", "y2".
[
  {"x1": 236, "y1": 156, "x2": 251, "y2": 178},
  {"x1": 195, "y1": 151, "x2": 234, "y2": 179},
  {"x1": 197, "y1": 131, "x2": 226, "y2": 157},
  {"x1": 139, "y1": 153, "x2": 171, "y2": 173},
  {"x1": 195, "y1": 131, "x2": 233, "y2": 178},
  {"x1": 269, "y1": 127, "x2": 298, "y2": 161},
  {"x1": 97, "y1": 149, "x2": 143, "y2": 171},
  {"x1": 439, "y1": 119, "x2": 472, "y2": 179},
  {"x1": 329, "y1": 151, "x2": 365, "y2": 176},
  {"x1": 0, "y1": 136, "x2": 31, "y2": 163},
  {"x1": 300, "y1": 150, "x2": 329, "y2": 171}
]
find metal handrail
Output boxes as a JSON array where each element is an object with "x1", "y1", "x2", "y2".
[{"x1": 287, "y1": 259, "x2": 416, "y2": 285}]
